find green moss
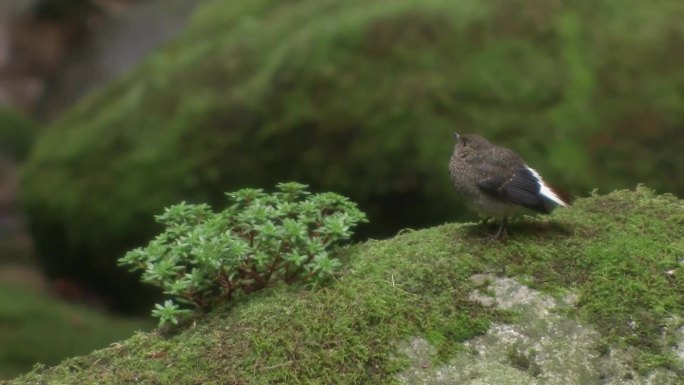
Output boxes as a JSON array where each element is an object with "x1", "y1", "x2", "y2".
[{"x1": 6, "y1": 189, "x2": 683, "y2": 384}]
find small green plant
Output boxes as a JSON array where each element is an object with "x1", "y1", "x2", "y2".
[{"x1": 118, "y1": 182, "x2": 367, "y2": 326}]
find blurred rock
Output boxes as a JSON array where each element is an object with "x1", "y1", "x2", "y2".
[
  {"x1": 38, "y1": 0, "x2": 200, "y2": 119},
  {"x1": 0, "y1": 0, "x2": 197, "y2": 115},
  {"x1": 0, "y1": 0, "x2": 70, "y2": 112}
]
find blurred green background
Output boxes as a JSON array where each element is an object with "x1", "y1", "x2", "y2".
[{"x1": 1, "y1": 0, "x2": 683, "y2": 379}]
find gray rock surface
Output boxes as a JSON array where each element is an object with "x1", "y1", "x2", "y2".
[
  {"x1": 39, "y1": 0, "x2": 199, "y2": 119},
  {"x1": 397, "y1": 275, "x2": 683, "y2": 385}
]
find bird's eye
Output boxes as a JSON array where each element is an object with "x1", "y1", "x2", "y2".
[{"x1": 462, "y1": 138, "x2": 467, "y2": 147}]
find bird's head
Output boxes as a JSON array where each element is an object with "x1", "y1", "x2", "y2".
[{"x1": 452, "y1": 133, "x2": 490, "y2": 158}]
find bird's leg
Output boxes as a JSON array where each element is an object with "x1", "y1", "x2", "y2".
[
  {"x1": 494, "y1": 217, "x2": 508, "y2": 240},
  {"x1": 479, "y1": 217, "x2": 497, "y2": 237}
]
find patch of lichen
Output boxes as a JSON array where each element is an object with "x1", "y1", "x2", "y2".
[
  {"x1": 21, "y1": 0, "x2": 684, "y2": 311},
  {"x1": 6, "y1": 189, "x2": 683, "y2": 384}
]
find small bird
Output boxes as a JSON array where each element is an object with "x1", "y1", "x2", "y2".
[{"x1": 448, "y1": 133, "x2": 569, "y2": 238}]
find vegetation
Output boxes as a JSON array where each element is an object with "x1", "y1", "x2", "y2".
[
  {"x1": 6, "y1": 188, "x2": 683, "y2": 384},
  {"x1": 0, "y1": 107, "x2": 36, "y2": 162},
  {"x1": 21, "y1": 0, "x2": 684, "y2": 312},
  {"x1": 0, "y1": 283, "x2": 150, "y2": 380},
  {"x1": 118, "y1": 183, "x2": 367, "y2": 326}
]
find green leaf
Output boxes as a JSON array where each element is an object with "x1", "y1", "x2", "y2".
[{"x1": 151, "y1": 300, "x2": 191, "y2": 327}]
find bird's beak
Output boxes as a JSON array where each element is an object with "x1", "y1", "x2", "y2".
[{"x1": 453, "y1": 132, "x2": 460, "y2": 141}]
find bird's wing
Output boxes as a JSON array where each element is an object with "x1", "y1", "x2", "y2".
[{"x1": 477, "y1": 167, "x2": 551, "y2": 214}]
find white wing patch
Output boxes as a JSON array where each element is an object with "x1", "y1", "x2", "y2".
[{"x1": 526, "y1": 166, "x2": 568, "y2": 207}]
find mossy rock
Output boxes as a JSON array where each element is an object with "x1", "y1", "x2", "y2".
[
  {"x1": 6, "y1": 188, "x2": 684, "y2": 384},
  {"x1": 21, "y1": 0, "x2": 684, "y2": 312}
]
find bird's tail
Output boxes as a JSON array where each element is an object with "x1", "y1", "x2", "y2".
[
  {"x1": 547, "y1": 184, "x2": 573, "y2": 207},
  {"x1": 527, "y1": 167, "x2": 572, "y2": 208}
]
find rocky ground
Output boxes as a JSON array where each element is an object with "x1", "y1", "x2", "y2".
[{"x1": 399, "y1": 275, "x2": 683, "y2": 385}]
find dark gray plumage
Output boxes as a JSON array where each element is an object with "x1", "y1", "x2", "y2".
[{"x1": 448, "y1": 133, "x2": 569, "y2": 237}]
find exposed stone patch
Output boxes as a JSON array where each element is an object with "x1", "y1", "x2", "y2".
[
  {"x1": 674, "y1": 325, "x2": 684, "y2": 363},
  {"x1": 397, "y1": 275, "x2": 682, "y2": 385}
]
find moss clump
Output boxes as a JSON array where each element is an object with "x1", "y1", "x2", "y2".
[
  {"x1": 21, "y1": 0, "x2": 684, "y2": 311},
  {"x1": 6, "y1": 188, "x2": 683, "y2": 384}
]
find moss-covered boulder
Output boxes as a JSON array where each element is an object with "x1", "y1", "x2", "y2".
[
  {"x1": 6, "y1": 188, "x2": 684, "y2": 384},
  {"x1": 21, "y1": 0, "x2": 684, "y2": 311}
]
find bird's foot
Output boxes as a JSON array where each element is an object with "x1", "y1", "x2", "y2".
[{"x1": 493, "y1": 218, "x2": 508, "y2": 241}]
